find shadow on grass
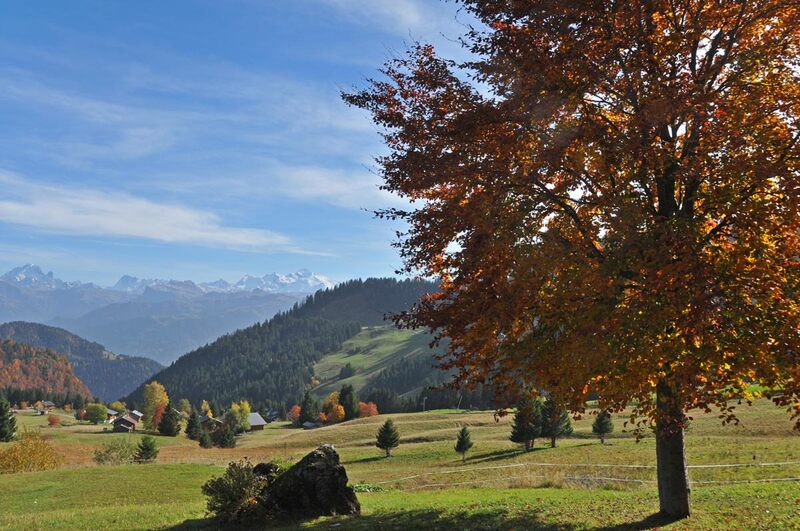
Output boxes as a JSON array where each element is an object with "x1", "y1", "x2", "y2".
[
  {"x1": 166, "y1": 508, "x2": 578, "y2": 531},
  {"x1": 341, "y1": 455, "x2": 386, "y2": 464},
  {"x1": 465, "y1": 448, "x2": 526, "y2": 462},
  {"x1": 595, "y1": 512, "x2": 684, "y2": 531}
]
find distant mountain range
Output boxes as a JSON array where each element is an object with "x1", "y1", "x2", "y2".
[
  {"x1": 0, "y1": 322, "x2": 163, "y2": 402},
  {"x1": 2, "y1": 264, "x2": 333, "y2": 295},
  {"x1": 0, "y1": 265, "x2": 332, "y2": 364}
]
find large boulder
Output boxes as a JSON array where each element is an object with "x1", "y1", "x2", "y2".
[{"x1": 259, "y1": 444, "x2": 360, "y2": 518}]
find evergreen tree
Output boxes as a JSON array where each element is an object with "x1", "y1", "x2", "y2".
[
  {"x1": 185, "y1": 411, "x2": 201, "y2": 440},
  {"x1": 592, "y1": 410, "x2": 614, "y2": 444},
  {"x1": 339, "y1": 384, "x2": 359, "y2": 421},
  {"x1": 158, "y1": 404, "x2": 181, "y2": 436},
  {"x1": 0, "y1": 398, "x2": 16, "y2": 442},
  {"x1": 198, "y1": 430, "x2": 213, "y2": 449},
  {"x1": 375, "y1": 418, "x2": 400, "y2": 457},
  {"x1": 135, "y1": 435, "x2": 159, "y2": 463},
  {"x1": 541, "y1": 398, "x2": 573, "y2": 448},
  {"x1": 454, "y1": 426, "x2": 474, "y2": 462},
  {"x1": 213, "y1": 424, "x2": 236, "y2": 448},
  {"x1": 299, "y1": 391, "x2": 319, "y2": 424},
  {"x1": 510, "y1": 396, "x2": 542, "y2": 452}
]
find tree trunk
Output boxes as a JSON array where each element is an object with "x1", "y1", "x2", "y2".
[
  {"x1": 655, "y1": 380, "x2": 691, "y2": 518},
  {"x1": 550, "y1": 436, "x2": 556, "y2": 448},
  {"x1": 524, "y1": 439, "x2": 532, "y2": 452},
  {"x1": 600, "y1": 435, "x2": 605, "y2": 445}
]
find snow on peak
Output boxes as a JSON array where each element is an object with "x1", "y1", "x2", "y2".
[{"x1": 0, "y1": 264, "x2": 79, "y2": 290}]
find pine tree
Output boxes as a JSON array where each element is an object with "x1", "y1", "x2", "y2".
[
  {"x1": 0, "y1": 398, "x2": 16, "y2": 442},
  {"x1": 213, "y1": 424, "x2": 236, "y2": 448},
  {"x1": 185, "y1": 411, "x2": 201, "y2": 440},
  {"x1": 198, "y1": 430, "x2": 213, "y2": 449},
  {"x1": 592, "y1": 410, "x2": 614, "y2": 444},
  {"x1": 299, "y1": 391, "x2": 319, "y2": 424},
  {"x1": 375, "y1": 418, "x2": 400, "y2": 457},
  {"x1": 454, "y1": 426, "x2": 474, "y2": 462},
  {"x1": 541, "y1": 398, "x2": 573, "y2": 448},
  {"x1": 135, "y1": 435, "x2": 159, "y2": 463},
  {"x1": 510, "y1": 396, "x2": 542, "y2": 452},
  {"x1": 339, "y1": 384, "x2": 359, "y2": 421},
  {"x1": 158, "y1": 404, "x2": 181, "y2": 437}
]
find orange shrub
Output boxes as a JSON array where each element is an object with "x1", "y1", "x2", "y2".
[
  {"x1": 358, "y1": 401, "x2": 379, "y2": 418},
  {"x1": 47, "y1": 415, "x2": 60, "y2": 427},
  {"x1": 330, "y1": 404, "x2": 346, "y2": 423},
  {"x1": 287, "y1": 405, "x2": 301, "y2": 424}
]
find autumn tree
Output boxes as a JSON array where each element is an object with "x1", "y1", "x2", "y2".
[
  {"x1": 345, "y1": 0, "x2": 800, "y2": 518},
  {"x1": 143, "y1": 381, "x2": 169, "y2": 430},
  {"x1": 358, "y1": 401, "x2": 379, "y2": 418},
  {"x1": 287, "y1": 404, "x2": 302, "y2": 425},
  {"x1": 201, "y1": 400, "x2": 213, "y2": 418},
  {"x1": 178, "y1": 399, "x2": 192, "y2": 416},
  {"x1": 109, "y1": 401, "x2": 126, "y2": 413}
]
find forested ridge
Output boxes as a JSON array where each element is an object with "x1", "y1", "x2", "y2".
[
  {"x1": 124, "y1": 278, "x2": 439, "y2": 410},
  {"x1": 0, "y1": 339, "x2": 93, "y2": 399},
  {"x1": 0, "y1": 322, "x2": 162, "y2": 402}
]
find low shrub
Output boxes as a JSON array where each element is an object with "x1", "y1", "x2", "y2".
[
  {"x1": 201, "y1": 458, "x2": 266, "y2": 522},
  {"x1": 47, "y1": 415, "x2": 61, "y2": 427},
  {"x1": 0, "y1": 431, "x2": 62, "y2": 473},
  {"x1": 93, "y1": 438, "x2": 136, "y2": 465}
]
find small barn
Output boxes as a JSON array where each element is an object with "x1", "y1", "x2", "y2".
[
  {"x1": 106, "y1": 408, "x2": 118, "y2": 421},
  {"x1": 113, "y1": 414, "x2": 137, "y2": 433},
  {"x1": 247, "y1": 412, "x2": 267, "y2": 431},
  {"x1": 130, "y1": 410, "x2": 144, "y2": 422}
]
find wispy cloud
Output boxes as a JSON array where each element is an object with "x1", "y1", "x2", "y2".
[{"x1": 0, "y1": 172, "x2": 303, "y2": 252}]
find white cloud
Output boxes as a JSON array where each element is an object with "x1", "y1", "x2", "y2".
[
  {"x1": 0, "y1": 172, "x2": 299, "y2": 252},
  {"x1": 320, "y1": 0, "x2": 427, "y2": 34}
]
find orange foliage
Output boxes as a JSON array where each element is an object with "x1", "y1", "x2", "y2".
[
  {"x1": 47, "y1": 415, "x2": 60, "y2": 427},
  {"x1": 358, "y1": 401, "x2": 379, "y2": 418},
  {"x1": 151, "y1": 403, "x2": 166, "y2": 431},
  {"x1": 0, "y1": 340, "x2": 92, "y2": 399},
  {"x1": 287, "y1": 404, "x2": 301, "y2": 424}
]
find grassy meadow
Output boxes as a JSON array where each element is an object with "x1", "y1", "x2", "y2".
[{"x1": 1, "y1": 399, "x2": 799, "y2": 530}]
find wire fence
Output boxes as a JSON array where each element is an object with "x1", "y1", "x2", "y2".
[{"x1": 364, "y1": 459, "x2": 800, "y2": 491}]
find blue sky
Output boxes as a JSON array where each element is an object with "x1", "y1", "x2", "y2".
[{"x1": 0, "y1": 1, "x2": 475, "y2": 285}]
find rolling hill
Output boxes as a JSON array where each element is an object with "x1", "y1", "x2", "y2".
[
  {"x1": 0, "y1": 322, "x2": 162, "y2": 402},
  {"x1": 123, "y1": 278, "x2": 442, "y2": 411},
  {"x1": 0, "y1": 339, "x2": 93, "y2": 400}
]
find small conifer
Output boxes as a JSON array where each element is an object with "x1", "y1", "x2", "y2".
[
  {"x1": 375, "y1": 418, "x2": 400, "y2": 457},
  {"x1": 0, "y1": 398, "x2": 16, "y2": 442},
  {"x1": 454, "y1": 426, "x2": 474, "y2": 462},
  {"x1": 135, "y1": 435, "x2": 159, "y2": 463},
  {"x1": 592, "y1": 410, "x2": 614, "y2": 444}
]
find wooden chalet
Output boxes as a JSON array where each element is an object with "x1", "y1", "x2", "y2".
[
  {"x1": 247, "y1": 412, "x2": 267, "y2": 431},
  {"x1": 112, "y1": 414, "x2": 138, "y2": 433}
]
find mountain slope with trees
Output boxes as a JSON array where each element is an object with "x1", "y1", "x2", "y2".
[
  {"x1": 0, "y1": 339, "x2": 93, "y2": 400},
  {"x1": 0, "y1": 322, "x2": 162, "y2": 402},
  {"x1": 123, "y1": 278, "x2": 439, "y2": 411}
]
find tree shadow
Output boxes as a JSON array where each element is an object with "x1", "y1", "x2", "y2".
[
  {"x1": 341, "y1": 455, "x2": 385, "y2": 464},
  {"x1": 465, "y1": 448, "x2": 532, "y2": 463},
  {"x1": 594, "y1": 512, "x2": 684, "y2": 530}
]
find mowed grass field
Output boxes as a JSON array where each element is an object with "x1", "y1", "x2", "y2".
[{"x1": 1, "y1": 399, "x2": 799, "y2": 530}]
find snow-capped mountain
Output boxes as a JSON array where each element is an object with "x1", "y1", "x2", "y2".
[
  {"x1": 109, "y1": 269, "x2": 333, "y2": 295},
  {"x1": 0, "y1": 264, "x2": 82, "y2": 290}
]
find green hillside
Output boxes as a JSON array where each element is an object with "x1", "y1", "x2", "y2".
[{"x1": 311, "y1": 326, "x2": 442, "y2": 399}]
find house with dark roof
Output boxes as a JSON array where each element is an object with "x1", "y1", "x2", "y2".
[
  {"x1": 113, "y1": 414, "x2": 137, "y2": 433},
  {"x1": 106, "y1": 408, "x2": 119, "y2": 421},
  {"x1": 130, "y1": 410, "x2": 144, "y2": 422},
  {"x1": 247, "y1": 412, "x2": 267, "y2": 431}
]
